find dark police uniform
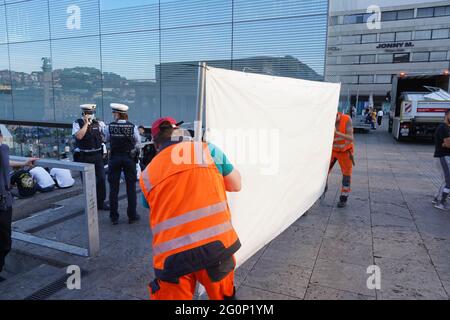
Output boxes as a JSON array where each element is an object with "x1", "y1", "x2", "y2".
[
  {"x1": 106, "y1": 119, "x2": 140, "y2": 223},
  {"x1": 72, "y1": 116, "x2": 108, "y2": 210}
]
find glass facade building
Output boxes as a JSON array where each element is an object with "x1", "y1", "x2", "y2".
[{"x1": 0, "y1": 0, "x2": 328, "y2": 157}]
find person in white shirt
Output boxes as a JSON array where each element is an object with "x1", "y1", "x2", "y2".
[
  {"x1": 50, "y1": 168, "x2": 75, "y2": 189},
  {"x1": 29, "y1": 167, "x2": 55, "y2": 193},
  {"x1": 377, "y1": 109, "x2": 384, "y2": 127}
]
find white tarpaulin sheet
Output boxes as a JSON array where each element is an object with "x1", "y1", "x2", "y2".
[{"x1": 205, "y1": 67, "x2": 341, "y2": 266}]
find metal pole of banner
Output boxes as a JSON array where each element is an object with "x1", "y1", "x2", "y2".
[{"x1": 195, "y1": 61, "x2": 207, "y2": 142}]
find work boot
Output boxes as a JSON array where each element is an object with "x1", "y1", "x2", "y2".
[
  {"x1": 337, "y1": 195, "x2": 348, "y2": 208},
  {"x1": 128, "y1": 214, "x2": 141, "y2": 224},
  {"x1": 98, "y1": 203, "x2": 110, "y2": 211}
]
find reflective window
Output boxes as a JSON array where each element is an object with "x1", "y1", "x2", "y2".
[
  {"x1": 161, "y1": 0, "x2": 232, "y2": 29},
  {"x1": 343, "y1": 13, "x2": 371, "y2": 25},
  {"x1": 432, "y1": 29, "x2": 449, "y2": 39},
  {"x1": 49, "y1": 0, "x2": 100, "y2": 39},
  {"x1": 397, "y1": 10, "x2": 414, "y2": 20},
  {"x1": 0, "y1": 5, "x2": 8, "y2": 44},
  {"x1": 341, "y1": 35, "x2": 361, "y2": 44},
  {"x1": 0, "y1": 45, "x2": 13, "y2": 120},
  {"x1": 380, "y1": 33, "x2": 395, "y2": 42},
  {"x1": 329, "y1": 16, "x2": 339, "y2": 26},
  {"x1": 381, "y1": 11, "x2": 397, "y2": 21},
  {"x1": 100, "y1": 0, "x2": 159, "y2": 34},
  {"x1": 430, "y1": 51, "x2": 447, "y2": 61},
  {"x1": 233, "y1": 15, "x2": 327, "y2": 80},
  {"x1": 101, "y1": 31, "x2": 160, "y2": 124},
  {"x1": 51, "y1": 36, "x2": 102, "y2": 123},
  {"x1": 9, "y1": 41, "x2": 53, "y2": 122},
  {"x1": 340, "y1": 55, "x2": 359, "y2": 65},
  {"x1": 435, "y1": 6, "x2": 450, "y2": 17},
  {"x1": 234, "y1": 0, "x2": 327, "y2": 22},
  {"x1": 378, "y1": 54, "x2": 393, "y2": 63},
  {"x1": 417, "y1": 7, "x2": 434, "y2": 18},
  {"x1": 327, "y1": 56, "x2": 338, "y2": 65},
  {"x1": 415, "y1": 30, "x2": 432, "y2": 40},
  {"x1": 340, "y1": 75, "x2": 358, "y2": 84},
  {"x1": 359, "y1": 55, "x2": 376, "y2": 64},
  {"x1": 161, "y1": 24, "x2": 232, "y2": 122},
  {"x1": 395, "y1": 31, "x2": 412, "y2": 41},
  {"x1": 375, "y1": 75, "x2": 392, "y2": 84},
  {"x1": 6, "y1": 0, "x2": 50, "y2": 43},
  {"x1": 361, "y1": 34, "x2": 377, "y2": 43},
  {"x1": 0, "y1": 0, "x2": 329, "y2": 126},
  {"x1": 411, "y1": 52, "x2": 429, "y2": 62},
  {"x1": 358, "y1": 75, "x2": 374, "y2": 84},
  {"x1": 396, "y1": 31, "x2": 412, "y2": 41},
  {"x1": 328, "y1": 37, "x2": 338, "y2": 46},
  {"x1": 393, "y1": 53, "x2": 410, "y2": 63}
]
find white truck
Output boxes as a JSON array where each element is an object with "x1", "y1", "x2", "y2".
[{"x1": 389, "y1": 74, "x2": 450, "y2": 141}]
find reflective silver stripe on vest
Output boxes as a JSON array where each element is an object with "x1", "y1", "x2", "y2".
[
  {"x1": 153, "y1": 221, "x2": 233, "y2": 256},
  {"x1": 152, "y1": 201, "x2": 227, "y2": 235},
  {"x1": 141, "y1": 169, "x2": 152, "y2": 195}
]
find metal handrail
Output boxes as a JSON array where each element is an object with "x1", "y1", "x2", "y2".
[{"x1": 10, "y1": 156, "x2": 100, "y2": 257}]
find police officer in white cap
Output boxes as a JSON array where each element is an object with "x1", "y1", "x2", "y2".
[
  {"x1": 104, "y1": 103, "x2": 141, "y2": 225},
  {"x1": 72, "y1": 104, "x2": 109, "y2": 211}
]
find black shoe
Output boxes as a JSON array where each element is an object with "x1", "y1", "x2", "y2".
[
  {"x1": 98, "y1": 204, "x2": 110, "y2": 211},
  {"x1": 0, "y1": 276, "x2": 6, "y2": 283},
  {"x1": 337, "y1": 195, "x2": 348, "y2": 208},
  {"x1": 128, "y1": 215, "x2": 141, "y2": 224},
  {"x1": 110, "y1": 217, "x2": 119, "y2": 225}
]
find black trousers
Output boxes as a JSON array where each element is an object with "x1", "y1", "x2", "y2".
[
  {"x1": 377, "y1": 116, "x2": 383, "y2": 126},
  {"x1": 108, "y1": 154, "x2": 137, "y2": 219},
  {"x1": 74, "y1": 151, "x2": 107, "y2": 207},
  {"x1": 0, "y1": 207, "x2": 12, "y2": 273}
]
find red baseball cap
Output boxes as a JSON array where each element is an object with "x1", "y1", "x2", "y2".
[{"x1": 151, "y1": 117, "x2": 178, "y2": 137}]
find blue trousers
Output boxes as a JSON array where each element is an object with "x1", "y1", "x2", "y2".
[{"x1": 108, "y1": 154, "x2": 137, "y2": 220}]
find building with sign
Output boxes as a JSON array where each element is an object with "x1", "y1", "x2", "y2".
[{"x1": 326, "y1": 0, "x2": 450, "y2": 111}]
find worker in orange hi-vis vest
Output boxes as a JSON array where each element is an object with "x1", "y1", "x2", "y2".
[
  {"x1": 328, "y1": 112, "x2": 355, "y2": 208},
  {"x1": 140, "y1": 117, "x2": 242, "y2": 300}
]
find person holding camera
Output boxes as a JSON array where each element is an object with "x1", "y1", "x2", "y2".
[
  {"x1": 104, "y1": 103, "x2": 141, "y2": 225},
  {"x1": 72, "y1": 104, "x2": 109, "y2": 211}
]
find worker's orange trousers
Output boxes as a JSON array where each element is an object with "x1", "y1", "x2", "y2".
[
  {"x1": 149, "y1": 268, "x2": 235, "y2": 300},
  {"x1": 329, "y1": 149, "x2": 353, "y2": 194}
]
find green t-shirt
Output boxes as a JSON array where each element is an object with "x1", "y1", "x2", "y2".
[
  {"x1": 140, "y1": 143, "x2": 234, "y2": 208},
  {"x1": 207, "y1": 143, "x2": 234, "y2": 177}
]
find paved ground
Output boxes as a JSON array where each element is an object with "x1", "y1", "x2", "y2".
[{"x1": 1, "y1": 122, "x2": 449, "y2": 300}]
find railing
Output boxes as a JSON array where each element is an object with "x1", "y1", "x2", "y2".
[{"x1": 10, "y1": 156, "x2": 99, "y2": 257}]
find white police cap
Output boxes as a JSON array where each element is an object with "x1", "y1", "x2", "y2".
[
  {"x1": 80, "y1": 104, "x2": 96, "y2": 112},
  {"x1": 110, "y1": 103, "x2": 129, "y2": 113}
]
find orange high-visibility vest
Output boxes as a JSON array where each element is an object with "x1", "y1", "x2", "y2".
[
  {"x1": 140, "y1": 141, "x2": 240, "y2": 280},
  {"x1": 333, "y1": 113, "x2": 354, "y2": 152}
]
